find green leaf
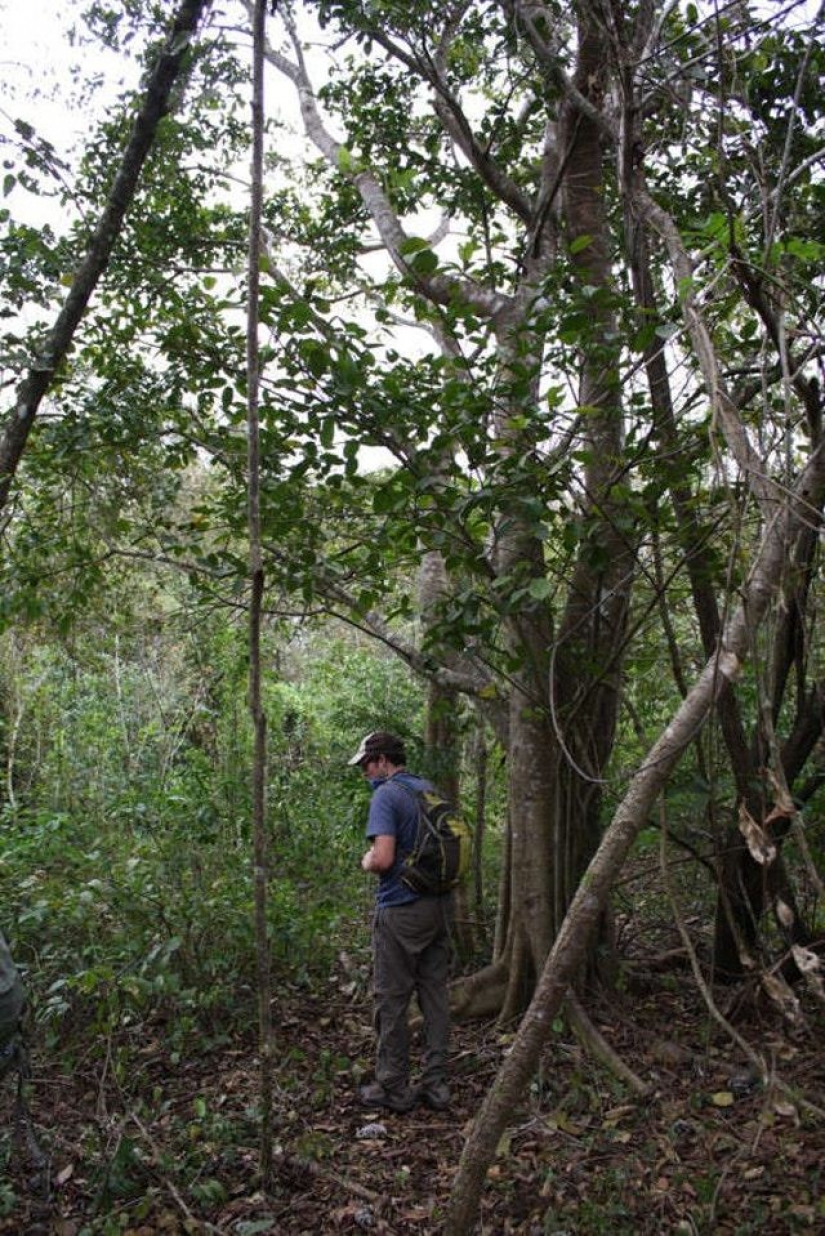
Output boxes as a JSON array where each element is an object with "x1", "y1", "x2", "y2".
[
  {"x1": 399, "y1": 236, "x2": 430, "y2": 255},
  {"x1": 300, "y1": 340, "x2": 328, "y2": 378},
  {"x1": 527, "y1": 578, "x2": 552, "y2": 601},
  {"x1": 336, "y1": 146, "x2": 355, "y2": 173},
  {"x1": 409, "y1": 248, "x2": 438, "y2": 275}
]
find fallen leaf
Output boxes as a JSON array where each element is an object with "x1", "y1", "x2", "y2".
[
  {"x1": 604, "y1": 1104, "x2": 636, "y2": 1121},
  {"x1": 711, "y1": 1091, "x2": 735, "y2": 1107},
  {"x1": 55, "y1": 1162, "x2": 75, "y2": 1186},
  {"x1": 548, "y1": 1111, "x2": 586, "y2": 1136}
]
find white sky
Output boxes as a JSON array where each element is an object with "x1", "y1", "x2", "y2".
[{"x1": 0, "y1": 0, "x2": 140, "y2": 225}]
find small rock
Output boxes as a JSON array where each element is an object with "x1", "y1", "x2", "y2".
[
  {"x1": 649, "y1": 1039, "x2": 691, "y2": 1066},
  {"x1": 356, "y1": 1121, "x2": 388, "y2": 1139},
  {"x1": 728, "y1": 1069, "x2": 762, "y2": 1097}
]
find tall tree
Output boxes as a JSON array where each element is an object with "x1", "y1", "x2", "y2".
[{"x1": 252, "y1": 0, "x2": 639, "y2": 1014}]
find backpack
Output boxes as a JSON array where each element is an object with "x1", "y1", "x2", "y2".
[
  {"x1": 0, "y1": 931, "x2": 25, "y2": 1079},
  {"x1": 394, "y1": 782, "x2": 472, "y2": 896}
]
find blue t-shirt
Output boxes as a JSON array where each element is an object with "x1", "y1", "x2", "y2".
[{"x1": 366, "y1": 772, "x2": 433, "y2": 907}]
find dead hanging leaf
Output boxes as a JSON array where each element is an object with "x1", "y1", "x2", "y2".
[
  {"x1": 776, "y1": 899, "x2": 796, "y2": 929},
  {"x1": 792, "y1": 945, "x2": 825, "y2": 1003},
  {"x1": 738, "y1": 803, "x2": 776, "y2": 865},
  {"x1": 767, "y1": 768, "x2": 796, "y2": 817},
  {"x1": 791, "y1": 944, "x2": 821, "y2": 975},
  {"x1": 762, "y1": 972, "x2": 803, "y2": 1023}
]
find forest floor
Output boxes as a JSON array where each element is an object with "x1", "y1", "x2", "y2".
[{"x1": 1, "y1": 942, "x2": 824, "y2": 1235}]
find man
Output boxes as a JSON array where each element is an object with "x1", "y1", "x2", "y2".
[{"x1": 349, "y1": 730, "x2": 452, "y2": 1113}]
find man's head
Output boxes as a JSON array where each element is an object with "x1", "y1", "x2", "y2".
[{"x1": 348, "y1": 730, "x2": 407, "y2": 776}]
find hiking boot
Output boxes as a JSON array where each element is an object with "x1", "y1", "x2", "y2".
[
  {"x1": 358, "y1": 1079, "x2": 416, "y2": 1113},
  {"x1": 416, "y1": 1080, "x2": 451, "y2": 1111}
]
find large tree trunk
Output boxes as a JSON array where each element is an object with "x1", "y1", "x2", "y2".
[
  {"x1": 548, "y1": 6, "x2": 632, "y2": 970},
  {"x1": 465, "y1": 5, "x2": 632, "y2": 1020}
]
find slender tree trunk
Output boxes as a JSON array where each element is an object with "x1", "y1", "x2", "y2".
[
  {"x1": 246, "y1": 0, "x2": 273, "y2": 1192},
  {"x1": 471, "y1": 720, "x2": 488, "y2": 945}
]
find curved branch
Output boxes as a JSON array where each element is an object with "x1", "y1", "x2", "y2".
[
  {"x1": 502, "y1": 0, "x2": 617, "y2": 139},
  {"x1": 444, "y1": 435, "x2": 825, "y2": 1234},
  {"x1": 260, "y1": 6, "x2": 514, "y2": 321},
  {"x1": 0, "y1": 0, "x2": 212, "y2": 515}
]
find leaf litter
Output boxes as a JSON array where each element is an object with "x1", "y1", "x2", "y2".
[{"x1": 0, "y1": 960, "x2": 823, "y2": 1234}]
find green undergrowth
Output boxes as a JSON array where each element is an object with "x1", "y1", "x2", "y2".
[{"x1": 0, "y1": 801, "x2": 357, "y2": 1067}]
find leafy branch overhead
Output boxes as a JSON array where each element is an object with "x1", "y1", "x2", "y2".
[{"x1": 0, "y1": 0, "x2": 212, "y2": 512}]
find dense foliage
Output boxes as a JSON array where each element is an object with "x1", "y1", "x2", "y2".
[
  {"x1": 0, "y1": 0, "x2": 823, "y2": 1228},
  {"x1": 0, "y1": 603, "x2": 430, "y2": 1057}
]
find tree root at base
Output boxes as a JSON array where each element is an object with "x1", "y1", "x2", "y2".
[{"x1": 446, "y1": 964, "x2": 649, "y2": 1095}]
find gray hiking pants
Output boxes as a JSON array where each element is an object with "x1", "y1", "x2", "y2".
[{"x1": 372, "y1": 895, "x2": 453, "y2": 1092}]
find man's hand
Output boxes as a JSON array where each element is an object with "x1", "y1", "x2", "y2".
[{"x1": 362, "y1": 835, "x2": 396, "y2": 873}]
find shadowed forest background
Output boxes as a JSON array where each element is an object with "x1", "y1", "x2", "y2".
[{"x1": 0, "y1": 0, "x2": 823, "y2": 1231}]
